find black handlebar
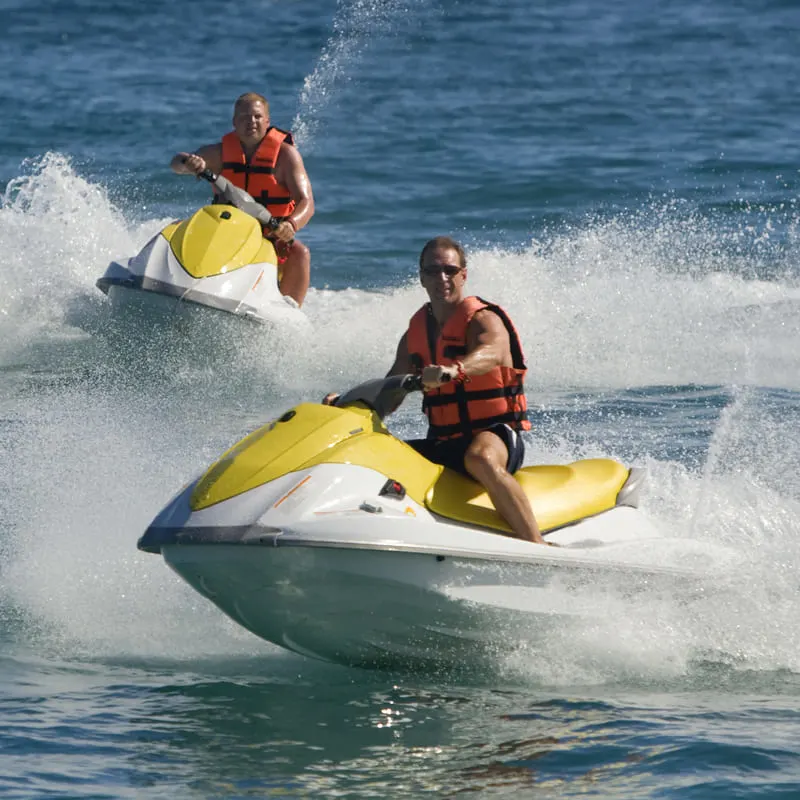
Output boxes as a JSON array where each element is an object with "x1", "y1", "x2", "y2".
[
  {"x1": 179, "y1": 156, "x2": 217, "y2": 183},
  {"x1": 402, "y1": 374, "x2": 423, "y2": 392},
  {"x1": 180, "y1": 160, "x2": 286, "y2": 235}
]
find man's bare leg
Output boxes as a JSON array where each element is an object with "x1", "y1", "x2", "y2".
[
  {"x1": 279, "y1": 240, "x2": 310, "y2": 307},
  {"x1": 463, "y1": 431, "x2": 546, "y2": 544}
]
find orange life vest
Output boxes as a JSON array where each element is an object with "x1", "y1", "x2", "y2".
[
  {"x1": 216, "y1": 127, "x2": 296, "y2": 218},
  {"x1": 406, "y1": 296, "x2": 531, "y2": 440}
]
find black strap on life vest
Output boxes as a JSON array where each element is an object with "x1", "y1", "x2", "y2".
[
  {"x1": 476, "y1": 297, "x2": 527, "y2": 370},
  {"x1": 220, "y1": 162, "x2": 276, "y2": 176},
  {"x1": 424, "y1": 382, "x2": 527, "y2": 438},
  {"x1": 253, "y1": 190, "x2": 291, "y2": 208},
  {"x1": 423, "y1": 384, "x2": 525, "y2": 406},
  {"x1": 427, "y1": 409, "x2": 528, "y2": 439}
]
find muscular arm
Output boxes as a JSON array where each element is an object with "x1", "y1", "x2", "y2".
[
  {"x1": 170, "y1": 143, "x2": 223, "y2": 175},
  {"x1": 461, "y1": 309, "x2": 513, "y2": 375},
  {"x1": 275, "y1": 143, "x2": 315, "y2": 231},
  {"x1": 422, "y1": 310, "x2": 513, "y2": 389},
  {"x1": 377, "y1": 333, "x2": 414, "y2": 414}
]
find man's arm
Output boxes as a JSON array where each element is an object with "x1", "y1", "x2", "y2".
[
  {"x1": 461, "y1": 309, "x2": 513, "y2": 376},
  {"x1": 379, "y1": 333, "x2": 414, "y2": 415},
  {"x1": 275, "y1": 144, "x2": 315, "y2": 231},
  {"x1": 422, "y1": 310, "x2": 512, "y2": 389},
  {"x1": 170, "y1": 143, "x2": 223, "y2": 175}
]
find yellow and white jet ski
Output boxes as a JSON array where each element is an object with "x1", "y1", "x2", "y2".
[
  {"x1": 138, "y1": 375, "x2": 733, "y2": 670},
  {"x1": 97, "y1": 170, "x2": 308, "y2": 329}
]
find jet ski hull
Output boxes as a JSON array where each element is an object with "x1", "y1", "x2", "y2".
[
  {"x1": 97, "y1": 205, "x2": 308, "y2": 329},
  {"x1": 144, "y1": 467, "x2": 715, "y2": 670},
  {"x1": 160, "y1": 543, "x2": 567, "y2": 668},
  {"x1": 102, "y1": 268, "x2": 305, "y2": 332},
  {"x1": 156, "y1": 507, "x2": 709, "y2": 670},
  {"x1": 138, "y1": 378, "x2": 735, "y2": 670}
]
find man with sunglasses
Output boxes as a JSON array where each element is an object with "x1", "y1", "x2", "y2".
[{"x1": 385, "y1": 236, "x2": 548, "y2": 545}]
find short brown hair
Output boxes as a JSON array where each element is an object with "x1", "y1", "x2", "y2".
[
  {"x1": 233, "y1": 92, "x2": 269, "y2": 116},
  {"x1": 419, "y1": 236, "x2": 467, "y2": 269}
]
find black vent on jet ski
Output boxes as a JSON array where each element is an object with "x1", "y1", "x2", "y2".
[{"x1": 379, "y1": 479, "x2": 406, "y2": 499}]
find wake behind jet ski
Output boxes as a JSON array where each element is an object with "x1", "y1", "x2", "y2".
[
  {"x1": 96, "y1": 169, "x2": 309, "y2": 330},
  {"x1": 137, "y1": 374, "x2": 735, "y2": 670}
]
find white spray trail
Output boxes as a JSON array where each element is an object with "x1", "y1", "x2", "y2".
[
  {"x1": 2, "y1": 158, "x2": 800, "y2": 674},
  {"x1": 292, "y1": 0, "x2": 432, "y2": 148}
]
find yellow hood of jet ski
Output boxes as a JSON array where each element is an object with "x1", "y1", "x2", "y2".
[
  {"x1": 163, "y1": 205, "x2": 278, "y2": 278},
  {"x1": 190, "y1": 403, "x2": 631, "y2": 536},
  {"x1": 191, "y1": 403, "x2": 443, "y2": 511}
]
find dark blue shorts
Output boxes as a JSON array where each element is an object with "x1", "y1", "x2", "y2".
[{"x1": 406, "y1": 424, "x2": 526, "y2": 477}]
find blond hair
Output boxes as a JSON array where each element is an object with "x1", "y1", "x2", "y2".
[{"x1": 233, "y1": 92, "x2": 269, "y2": 116}]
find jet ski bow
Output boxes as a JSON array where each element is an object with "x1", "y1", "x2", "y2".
[
  {"x1": 97, "y1": 169, "x2": 307, "y2": 328},
  {"x1": 137, "y1": 375, "x2": 734, "y2": 669}
]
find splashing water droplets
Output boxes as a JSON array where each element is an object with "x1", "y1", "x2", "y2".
[{"x1": 293, "y1": 0, "x2": 429, "y2": 148}]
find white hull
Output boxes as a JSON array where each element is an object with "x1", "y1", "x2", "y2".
[
  {"x1": 147, "y1": 463, "x2": 731, "y2": 669},
  {"x1": 104, "y1": 279, "x2": 307, "y2": 336},
  {"x1": 98, "y1": 222, "x2": 309, "y2": 330},
  {"x1": 139, "y1": 381, "x2": 738, "y2": 671},
  {"x1": 162, "y1": 545, "x2": 576, "y2": 668}
]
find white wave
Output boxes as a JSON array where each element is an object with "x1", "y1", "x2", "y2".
[
  {"x1": 459, "y1": 224, "x2": 800, "y2": 392},
  {"x1": 2, "y1": 154, "x2": 799, "y2": 393},
  {"x1": 2, "y1": 158, "x2": 800, "y2": 670}
]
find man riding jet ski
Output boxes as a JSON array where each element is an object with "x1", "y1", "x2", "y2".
[
  {"x1": 97, "y1": 92, "x2": 313, "y2": 329},
  {"x1": 135, "y1": 239, "x2": 737, "y2": 668},
  {"x1": 326, "y1": 235, "x2": 549, "y2": 545},
  {"x1": 171, "y1": 91, "x2": 314, "y2": 308}
]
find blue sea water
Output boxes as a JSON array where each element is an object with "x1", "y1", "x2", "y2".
[{"x1": 2, "y1": 0, "x2": 800, "y2": 796}]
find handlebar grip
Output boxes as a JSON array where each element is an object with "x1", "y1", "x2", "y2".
[
  {"x1": 179, "y1": 157, "x2": 217, "y2": 182},
  {"x1": 402, "y1": 374, "x2": 423, "y2": 392},
  {"x1": 265, "y1": 218, "x2": 294, "y2": 245},
  {"x1": 401, "y1": 371, "x2": 455, "y2": 393}
]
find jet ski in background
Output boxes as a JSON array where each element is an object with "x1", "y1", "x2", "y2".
[
  {"x1": 96, "y1": 169, "x2": 309, "y2": 330},
  {"x1": 138, "y1": 374, "x2": 735, "y2": 670}
]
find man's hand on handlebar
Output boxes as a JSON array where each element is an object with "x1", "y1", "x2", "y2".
[
  {"x1": 420, "y1": 364, "x2": 458, "y2": 390},
  {"x1": 177, "y1": 153, "x2": 207, "y2": 176}
]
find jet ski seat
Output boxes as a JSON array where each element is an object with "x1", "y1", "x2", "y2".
[{"x1": 425, "y1": 458, "x2": 631, "y2": 535}]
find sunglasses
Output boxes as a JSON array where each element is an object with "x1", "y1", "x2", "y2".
[{"x1": 420, "y1": 264, "x2": 464, "y2": 277}]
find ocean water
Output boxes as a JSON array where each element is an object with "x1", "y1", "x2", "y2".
[{"x1": 2, "y1": 0, "x2": 800, "y2": 796}]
